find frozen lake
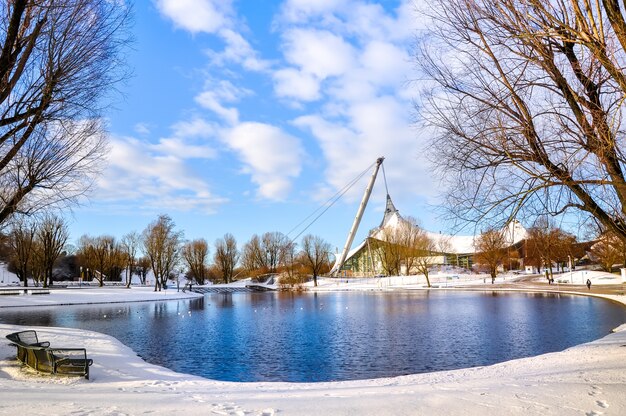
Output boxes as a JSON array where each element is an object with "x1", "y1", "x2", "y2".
[{"x1": 0, "y1": 291, "x2": 623, "y2": 382}]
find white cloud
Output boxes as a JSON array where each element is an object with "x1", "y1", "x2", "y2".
[
  {"x1": 280, "y1": 0, "x2": 347, "y2": 23},
  {"x1": 156, "y1": 0, "x2": 269, "y2": 72},
  {"x1": 359, "y1": 41, "x2": 411, "y2": 86},
  {"x1": 273, "y1": 68, "x2": 320, "y2": 101},
  {"x1": 269, "y1": 1, "x2": 433, "y2": 206},
  {"x1": 294, "y1": 96, "x2": 435, "y2": 203},
  {"x1": 95, "y1": 134, "x2": 224, "y2": 213},
  {"x1": 134, "y1": 123, "x2": 151, "y2": 136},
  {"x1": 170, "y1": 117, "x2": 216, "y2": 139},
  {"x1": 151, "y1": 138, "x2": 216, "y2": 160},
  {"x1": 194, "y1": 80, "x2": 250, "y2": 125},
  {"x1": 211, "y1": 29, "x2": 271, "y2": 71},
  {"x1": 154, "y1": 0, "x2": 430, "y2": 208},
  {"x1": 195, "y1": 91, "x2": 240, "y2": 125},
  {"x1": 222, "y1": 122, "x2": 304, "y2": 200},
  {"x1": 282, "y1": 29, "x2": 355, "y2": 79},
  {"x1": 154, "y1": 0, "x2": 233, "y2": 34}
]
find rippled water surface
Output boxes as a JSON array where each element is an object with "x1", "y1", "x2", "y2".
[{"x1": 0, "y1": 291, "x2": 623, "y2": 382}]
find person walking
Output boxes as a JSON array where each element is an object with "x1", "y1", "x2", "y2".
[{"x1": 586, "y1": 278, "x2": 592, "y2": 290}]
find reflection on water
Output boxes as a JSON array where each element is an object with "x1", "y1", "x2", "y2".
[{"x1": 0, "y1": 291, "x2": 623, "y2": 382}]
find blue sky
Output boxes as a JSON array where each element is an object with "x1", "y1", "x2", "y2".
[{"x1": 68, "y1": 0, "x2": 442, "y2": 253}]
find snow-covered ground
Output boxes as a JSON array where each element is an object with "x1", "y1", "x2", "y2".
[
  {"x1": 0, "y1": 285, "x2": 624, "y2": 415},
  {"x1": 0, "y1": 286, "x2": 200, "y2": 308},
  {"x1": 545, "y1": 270, "x2": 624, "y2": 285},
  {"x1": 308, "y1": 270, "x2": 624, "y2": 291}
]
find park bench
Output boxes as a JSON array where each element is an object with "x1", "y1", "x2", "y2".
[{"x1": 6, "y1": 330, "x2": 93, "y2": 379}]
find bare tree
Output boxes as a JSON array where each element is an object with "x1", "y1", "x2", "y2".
[
  {"x1": 0, "y1": 1, "x2": 130, "y2": 224},
  {"x1": 35, "y1": 214, "x2": 69, "y2": 287},
  {"x1": 377, "y1": 227, "x2": 404, "y2": 276},
  {"x1": 551, "y1": 229, "x2": 578, "y2": 272},
  {"x1": 89, "y1": 235, "x2": 114, "y2": 287},
  {"x1": 301, "y1": 234, "x2": 331, "y2": 287},
  {"x1": 142, "y1": 214, "x2": 183, "y2": 291},
  {"x1": 76, "y1": 234, "x2": 97, "y2": 282},
  {"x1": 241, "y1": 234, "x2": 265, "y2": 276},
  {"x1": 30, "y1": 238, "x2": 44, "y2": 286},
  {"x1": 397, "y1": 217, "x2": 425, "y2": 276},
  {"x1": 590, "y1": 231, "x2": 625, "y2": 272},
  {"x1": 280, "y1": 239, "x2": 298, "y2": 279},
  {"x1": 262, "y1": 232, "x2": 289, "y2": 274},
  {"x1": 411, "y1": 232, "x2": 439, "y2": 288},
  {"x1": 135, "y1": 256, "x2": 151, "y2": 286},
  {"x1": 474, "y1": 228, "x2": 508, "y2": 283},
  {"x1": 525, "y1": 217, "x2": 576, "y2": 278},
  {"x1": 106, "y1": 242, "x2": 125, "y2": 284},
  {"x1": 120, "y1": 231, "x2": 141, "y2": 288},
  {"x1": 214, "y1": 233, "x2": 239, "y2": 283},
  {"x1": 241, "y1": 232, "x2": 289, "y2": 278},
  {"x1": 182, "y1": 239, "x2": 208, "y2": 285},
  {"x1": 7, "y1": 217, "x2": 36, "y2": 286},
  {"x1": 418, "y1": 0, "x2": 626, "y2": 242}
]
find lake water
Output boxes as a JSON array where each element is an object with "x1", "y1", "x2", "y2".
[{"x1": 0, "y1": 291, "x2": 623, "y2": 382}]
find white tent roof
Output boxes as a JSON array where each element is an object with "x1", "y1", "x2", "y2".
[{"x1": 339, "y1": 195, "x2": 528, "y2": 267}]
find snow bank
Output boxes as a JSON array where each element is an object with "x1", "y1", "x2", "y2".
[{"x1": 0, "y1": 286, "x2": 201, "y2": 308}]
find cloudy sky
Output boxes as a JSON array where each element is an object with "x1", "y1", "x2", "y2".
[{"x1": 70, "y1": 0, "x2": 442, "y2": 252}]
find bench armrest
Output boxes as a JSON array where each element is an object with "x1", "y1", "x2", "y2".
[{"x1": 48, "y1": 348, "x2": 93, "y2": 379}]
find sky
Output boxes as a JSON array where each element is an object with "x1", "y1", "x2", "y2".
[{"x1": 68, "y1": 0, "x2": 442, "y2": 253}]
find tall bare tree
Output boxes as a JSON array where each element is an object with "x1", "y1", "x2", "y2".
[
  {"x1": 411, "y1": 232, "x2": 439, "y2": 288},
  {"x1": 142, "y1": 214, "x2": 183, "y2": 291},
  {"x1": 7, "y1": 217, "x2": 36, "y2": 286},
  {"x1": 419, "y1": 0, "x2": 626, "y2": 242},
  {"x1": 76, "y1": 234, "x2": 97, "y2": 282},
  {"x1": 590, "y1": 231, "x2": 625, "y2": 271},
  {"x1": 106, "y1": 242, "x2": 126, "y2": 284},
  {"x1": 120, "y1": 231, "x2": 140, "y2": 288},
  {"x1": 281, "y1": 239, "x2": 298, "y2": 280},
  {"x1": 301, "y1": 234, "x2": 331, "y2": 287},
  {"x1": 214, "y1": 233, "x2": 239, "y2": 283},
  {"x1": 525, "y1": 217, "x2": 577, "y2": 278},
  {"x1": 378, "y1": 228, "x2": 404, "y2": 276},
  {"x1": 135, "y1": 256, "x2": 151, "y2": 286},
  {"x1": 241, "y1": 232, "x2": 289, "y2": 277},
  {"x1": 0, "y1": 1, "x2": 130, "y2": 224},
  {"x1": 474, "y1": 228, "x2": 508, "y2": 283},
  {"x1": 241, "y1": 234, "x2": 265, "y2": 276},
  {"x1": 397, "y1": 217, "x2": 425, "y2": 276},
  {"x1": 88, "y1": 235, "x2": 115, "y2": 287},
  {"x1": 262, "y1": 232, "x2": 289, "y2": 274},
  {"x1": 35, "y1": 214, "x2": 69, "y2": 287},
  {"x1": 182, "y1": 239, "x2": 208, "y2": 285}
]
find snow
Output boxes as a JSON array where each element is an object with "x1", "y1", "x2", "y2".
[
  {"x1": 0, "y1": 285, "x2": 624, "y2": 415},
  {"x1": 548, "y1": 270, "x2": 624, "y2": 285},
  {"x1": 0, "y1": 286, "x2": 201, "y2": 308},
  {"x1": 307, "y1": 271, "x2": 624, "y2": 291}
]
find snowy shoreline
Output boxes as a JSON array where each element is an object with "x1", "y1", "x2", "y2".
[{"x1": 0, "y1": 286, "x2": 624, "y2": 415}]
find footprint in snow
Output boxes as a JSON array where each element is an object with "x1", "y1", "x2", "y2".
[{"x1": 596, "y1": 400, "x2": 609, "y2": 409}]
